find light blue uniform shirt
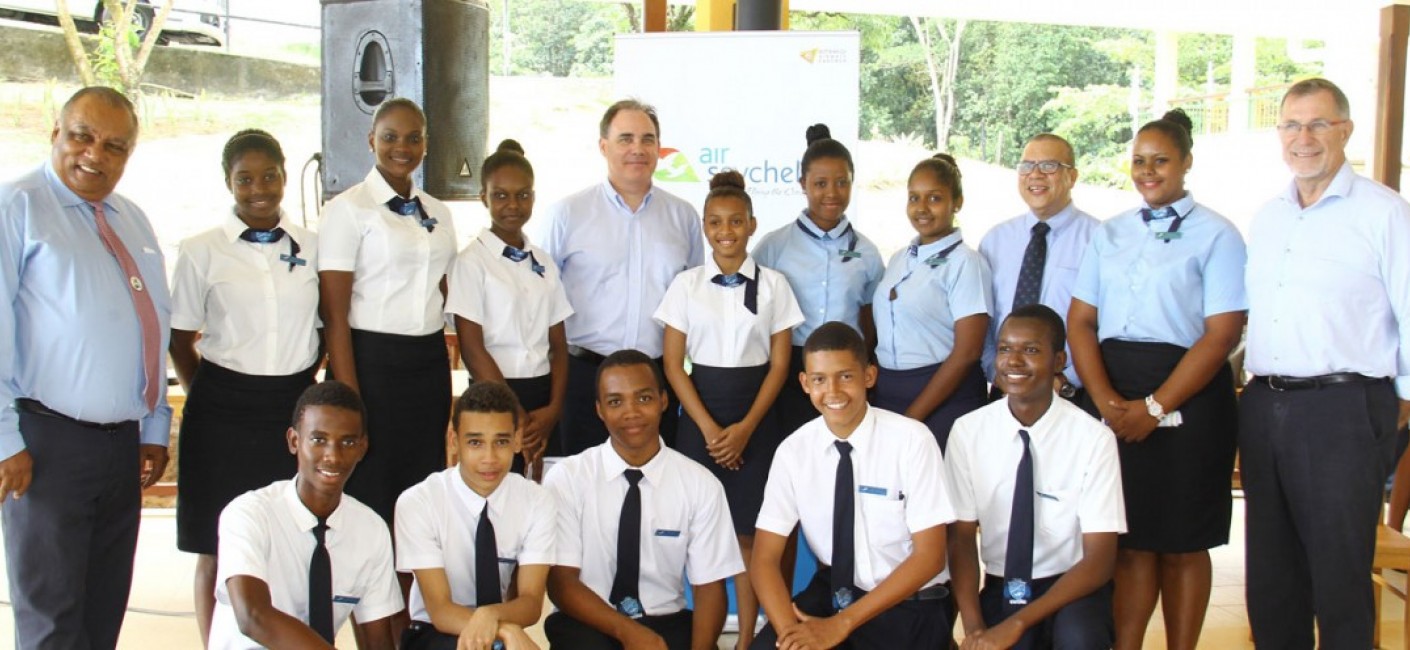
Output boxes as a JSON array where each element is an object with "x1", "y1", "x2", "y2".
[
  {"x1": 753, "y1": 213, "x2": 885, "y2": 346},
  {"x1": 1245, "y1": 163, "x2": 1410, "y2": 398},
  {"x1": 873, "y1": 230, "x2": 993, "y2": 370},
  {"x1": 543, "y1": 181, "x2": 703, "y2": 358},
  {"x1": 1072, "y1": 193, "x2": 1247, "y2": 348},
  {"x1": 979, "y1": 204, "x2": 1099, "y2": 385},
  {"x1": 0, "y1": 164, "x2": 173, "y2": 459}
]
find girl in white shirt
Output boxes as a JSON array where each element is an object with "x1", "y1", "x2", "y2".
[
  {"x1": 447, "y1": 140, "x2": 573, "y2": 477},
  {"x1": 169, "y1": 129, "x2": 321, "y2": 643},
  {"x1": 654, "y1": 170, "x2": 803, "y2": 647},
  {"x1": 317, "y1": 98, "x2": 459, "y2": 524}
]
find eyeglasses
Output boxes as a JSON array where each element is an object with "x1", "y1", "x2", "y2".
[
  {"x1": 1275, "y1": 119, "x2": 1348, "y2": 136},
  {"x1": 1017, "y1": 160, "x2": 1075, "y2": 175}
]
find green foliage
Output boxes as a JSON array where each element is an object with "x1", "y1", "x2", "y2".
[
  {"x1": 89, "y1": 20, "x2": 140, "y2": 93},
  {"x1": 1042, "y1": 84, "x2": 1133, "y2": 187}
]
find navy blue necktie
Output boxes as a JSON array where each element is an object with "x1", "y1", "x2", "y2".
[
  {"x1": 796, "y1": 219, "x2": 860, "y2": 263},
  {"x1": 308, "y1": 517, "x2": 334, "y2": 643},
  {"x1": 711, "y1": 272, "x2": 758, "y2": 314},
  {"x1": 1013, "y1": 222, "x2": 1050, "y2": 309},
  {"x1": 610, "y1": 469, "x2": 644, "y2": 616},
  {"x1": 1140, "y1": 207, "x2": 1186, "y2": 244},
  {"x1": 387, "y1": 195, "x2": 437, "y2": 233},
  {"x1": 832, "y1": 440, "x2": 856, "y2": 610},
  {"x1": 502, "y1": 245, "x2": 546, "y2": 277},
  {"x1": 1003, "y1": 430, "x2": 1035, "y2": 605},
  {"x1": 475, "y1": 503, "x2": 502, "y2": 606}
]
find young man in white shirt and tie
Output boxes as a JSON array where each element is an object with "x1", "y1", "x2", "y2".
[{"x1": 946, "y1": 305, "x2": 1125, "y2": 650}]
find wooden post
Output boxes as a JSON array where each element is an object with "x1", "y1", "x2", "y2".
[
  {"x1": 695, "y1": 0, "x2": 735, "y2": 31},
  {"x1": 1375, "y1": 4, "x2": 1409, "y2": 189},
  {"x1": 644, "y1": 0, "x2": 666, "y2": 33}
]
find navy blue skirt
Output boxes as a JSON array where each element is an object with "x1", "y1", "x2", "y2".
[
  {"x1": 177, "y1": 359, "x2": 316, "y2": 554},
  {"x1": 675, "y1": 363, "x2": 779, "y2": 535},
  {"x1": 873, "y1": 363, "x2": 987, "y2": 452}
]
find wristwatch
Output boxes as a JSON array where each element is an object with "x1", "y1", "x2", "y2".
[{"x1": 1145, "y1": 395, "x2": 1166, "y2": 420}]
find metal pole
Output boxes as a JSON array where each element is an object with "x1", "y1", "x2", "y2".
[{"x1": 736, "y1": 0, "x2": 780, "y2": 30}]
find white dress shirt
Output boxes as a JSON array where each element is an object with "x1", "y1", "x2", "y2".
[
  {"x1": 317, "y1": 168, "x2": 458, "y2": 336},
  {"x1": 396, "y1": 468, "x2": 556, "y2": 623},
  {"x1": 652, "y1": 256, "x2": 804, "y2": 367},
  {"x1": 946, "y1": 396, "x2": 1126, "y2": 580},
  {"x1": 978, "y1": 204, "x2": 1100, "y2": 385},
  {"x1": 1245, "y1": 162, "x2": 1410, "y2": 398},
  {"x1": 544, "y1": 441, "x2": 744, "y2": 616},
  {"x1": 756, "y1": 406, "x2": 956, "y2": 590},
  {"x1": 445, "y1": 229, "x2": 574, "y2": 378},
  {"x1": 170, "y1": 210, "x2": 321, "y2": 375},
  {"x1": 543, "y1": 181, "x2": 704, "y2": 358},
  {"x1": 209, "y1": 479, "x2": 403, "y2": 650}
]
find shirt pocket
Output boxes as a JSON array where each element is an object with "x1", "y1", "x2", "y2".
[
  {"x1": 1036, "y1": 487, "x2": 1079, "y2": 542},
  {"x1": 648, "y1": 513, "x2": 688, "y2": 570},
  {"x1": 860, "y1": 495, "x2": 911, "y2": 547}
]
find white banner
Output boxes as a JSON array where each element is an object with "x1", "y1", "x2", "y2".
[{"x1": 614, "y1": 31, "x2": 861, "y2": 240}]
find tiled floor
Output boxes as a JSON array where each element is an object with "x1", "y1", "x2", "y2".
[{"x1": 0, "y1": 496, "x2": 1403, "y2": 648}]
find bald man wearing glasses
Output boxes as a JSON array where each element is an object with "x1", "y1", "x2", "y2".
[
  {"x1": 979, "y1": 134, "x2": 1100, "y2": 400},
  {"x1": 1241, "y1": 77, "x2": 1410, "y2": 649}
]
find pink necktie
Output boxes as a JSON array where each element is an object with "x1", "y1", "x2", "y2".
[{"x1": 90, "y1": 202, "x2": 161, "y2": 411}]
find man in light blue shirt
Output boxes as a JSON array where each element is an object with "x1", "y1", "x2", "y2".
[
  {"x1": 979, "y1": 134, "x2": 1099, "y2": 397},
  {"x1": 0, "y1": 87, "x2": 172, "y2": 649},
  {"x1": 543, "y1": 99, "x2": 703, "y2": 455},
  {"x1": 1241, "y1": 78, "x2": 1410, "y2": 649}
]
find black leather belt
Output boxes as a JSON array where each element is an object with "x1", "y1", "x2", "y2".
[
  {"x1": 567, "y1": 345, "x2": 607, "y2": 365},
  {"x1": 15, "y1": 398, "x2": 129, "y2": 432},
  {"x1": 1253, "y1": 373, "x2": 1386, "y2": 391},
  {"x1": 905, "y1": 583, "x2": 950, "y2": 601}
]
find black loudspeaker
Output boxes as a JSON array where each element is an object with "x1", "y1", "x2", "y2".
[{"x1": 321, "y1": 0, "x2": 489, "y2": 201}]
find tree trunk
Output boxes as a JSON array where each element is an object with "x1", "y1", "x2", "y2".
[
  {"x1": 908, "y1": 16, "x2": 944, "y2": 150},
  {"x1": 54, "y1": 0, "x2": 96, "y2": 85},
  {"x1": 936, "y1": 19, "x2": 966, "y2": 150},
  {"x1": 132, "y1": 0, "x2": 176, "y2": 80}
]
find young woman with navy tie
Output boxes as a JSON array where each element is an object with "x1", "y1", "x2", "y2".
[
  {"x1": 1068, "y1": 109, "x2": 1247, "y2": 650},
  {"x1": 169, "y1": 130, "x2": 321, "y2": 643},
  {"x1": 655, "y1": 170, "x2": 803, "y2": 648},
  {"x1": 871, "y1": 154, "x2": 992, "y2": 452},
  {"x1": 448, "y1": 140, "x2": 573, "y2": 477},
  {"x1": 754, "y1": 124, "x2": 885, "y2": 437},
  {"x1": 317, "y1": 98, "x2": 458, "y2": 525}
]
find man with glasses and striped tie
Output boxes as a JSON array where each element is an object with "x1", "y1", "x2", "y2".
[
  {"x1": 0, "y1": 86, "x2": 172, "y2": 650},
  {"x1": 979, "y1": 134, "x2": 1099, "y2": 403}
]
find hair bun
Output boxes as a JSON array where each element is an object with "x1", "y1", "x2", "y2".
[
  {"x1": 932, "y1": 152, "x2": 961, "y2": 178},
  {"x1": 1161, "y1": 108, "x2": 1194, "y2": 135},
  {"x1": 805, "y1": 123, "x2": 832, "y2": 146},
  {"x1": 496, "y1": 138, "x2": 525, "y2": 156},
  {"x1": 708, "y1": 169, "x2": 746, "y2": 191}
]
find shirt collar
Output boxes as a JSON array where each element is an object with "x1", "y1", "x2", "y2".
[
  {"x1": 1280, "y1": 161, "x2": 1356, "y2": 208},
  {"x1": 912, "y1": 229, "x2": 963, "y2": 257},
  {"x1": 364, "y1": 166, "x2": 422, "y2": 205},
  {"x1": 597, "y1": 439, "x2": 668, "y2": 485},
  {"x1": 222, "y1": 207, "x2": 293, "y2": 243},
  {"x1": 281, "y1": 477, "x2": 348, "y2": 533},
  {"x1": 817, "y1": 405, "x2": 877, "y2": 454},
  {"x1": 1023, "y1": 202, "x2": 1077, "y2": 233},
  {"x1": 448, "y1": 466, "x2": 493, "y2": 514},
  {"x1": 796, "y1": 212, "x2": 852, "y2": 240},
  {"x1": 704, "y1": 254, "x2": 757, "y2": 280},
  {"x1": 43, "y1": 161, "x2": 119, "y2": 214},
  {"x1": 602, "y1": 179, "x2": 655, "y2": 215},
  {"x1": 477, "y1": 227, "x2": 533, "y2": 252},
  {"x1": 1140, "y1": 192, "x2": 1196, "y2": 219},
  {"x1": 998, "y1": 394, "x2": 1063, "y2": 443}
]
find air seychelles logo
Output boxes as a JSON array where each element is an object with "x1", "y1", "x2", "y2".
[
  {"x1": 654, "y1": 146, "x2": 802, "y2": 195},
  {"x1": 654, "y1": 148, "x2": 700, "y2": 183}
]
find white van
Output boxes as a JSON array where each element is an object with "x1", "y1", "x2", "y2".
[{"x1": 0, "y1": 0, "x2": 225, "y2": 47}]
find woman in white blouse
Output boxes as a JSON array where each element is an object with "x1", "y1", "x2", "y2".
[{"x1": 317, "y1": 98, "x2": 458, "y2": 525}]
